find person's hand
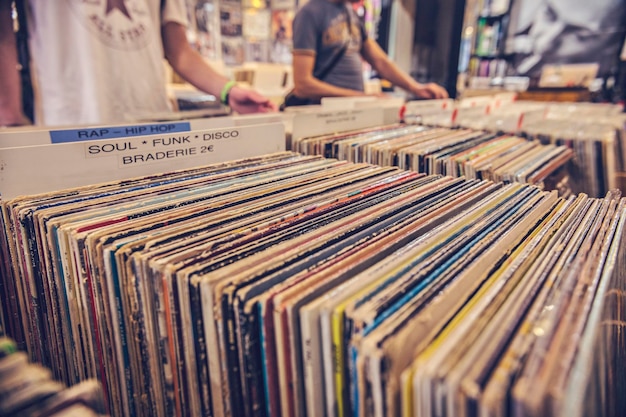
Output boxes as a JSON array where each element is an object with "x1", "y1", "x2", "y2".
[
  {"x1": 228, "y1": 86, "x2": 278, "y2": 114},
  {"x1": 411, "y1": 82, "x2": 449, "y2": 99}
]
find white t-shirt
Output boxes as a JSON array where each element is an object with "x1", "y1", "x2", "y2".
[{"x1": 26, "y1": 0, "x2": 188, "y2": 126}]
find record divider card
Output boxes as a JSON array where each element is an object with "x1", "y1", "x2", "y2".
[
  {"x1": 291, "y1": 108, "x2": 385, "y2": 142},
  {"x1": 0, "y1": 114, "x2": 285, "y2": 148},
  {"x1": 0, "y1": 123, "x2": 285, "y2": 199}
]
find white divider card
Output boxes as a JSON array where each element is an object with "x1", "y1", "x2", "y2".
[
  {"x1": 291, "y1": 107, "x2": 385, "y2": 141},
  {"x1": 0, "y1": 122, "x2": 285, "y2": 199},
  {"x1": 0, "y1": 113, "x2": 284, "y2": 148},
  {"x1": 320, "y1": 96, "x2": 379, "y2": 109},
  {"x1": 354, "y1": 98, "x2": 404, "y2": 125},
  {"x1": 458, "y1": 95, "x2": 498, "y2": 109},
  {"x1": 320, "y1": 97, "x2": 403, "y2": 125},
  {"x1": 404, "y1": 99, "x2": 455, "y2": 113},
  {"x1": 403, "y1": 100, "x2": 457, "y2": 126}
]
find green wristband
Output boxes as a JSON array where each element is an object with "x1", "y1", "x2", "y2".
[{"x1": 220, "y1": 80, "x2": 237, "y2": 106}]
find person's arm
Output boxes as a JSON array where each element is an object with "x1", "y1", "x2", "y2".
[
  {"x1": 161, "y1": 21, "x2": 276, "y2": 114},
  {"x1": 360, "y1": 38, "x2": 448, "y2": 99},
  {"x1": 0, "y1": 0, "x2": 27, "y2": 126},
  {"x1": 292, "y1": 52, "x2": 367, "y2": 99}
]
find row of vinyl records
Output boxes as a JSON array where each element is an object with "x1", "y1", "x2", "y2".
[
  {"x1": 0, "y1": 152, "x2": 625, "y2": 417},
  {"x1": 294, "y1": 124, "x2": 573, "y2": 196},
  {"x1": 401, "y1": 100, "x2": 626, "y2": 198},
  {"x1": 0, "y1": 337, "x2": 107, "y2": 416}
]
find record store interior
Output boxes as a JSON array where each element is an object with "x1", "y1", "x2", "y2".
[{"x1": 1, "y1": 0, "x2": 626, "y2": 416}]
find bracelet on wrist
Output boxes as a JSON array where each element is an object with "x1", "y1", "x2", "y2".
[{"x1": 220, "y1": 80, "x2": 237, "y2": 106}]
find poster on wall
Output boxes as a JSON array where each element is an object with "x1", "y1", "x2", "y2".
[
  {"x1": 243, "y1": 8, "x2": 272, "y2": 40},
  {"x1": 507, "y1": 0, "x2": 626, "y2": 77},
  {"x1": 220, "y1": 1, "x2": 243, "y2": 37},
  {"x1": 222, "y1": 36, "x2": 245, "y2": 65},
  {"x1": 270, "y1": 10, "x2": 294, "y2": 64},
  {"x1": 245, "y1": 40, "x2": 271, "y2": 62},
  {"x1": 192, "y1": 0, "x2": 221, "y2": 60}
]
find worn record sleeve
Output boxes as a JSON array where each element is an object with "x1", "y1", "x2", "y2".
[
  {"x1": 130, "y1": 232, "x2": 202, "y2": 417},
  {"x1": 213, "y1": 166, "x2": 404, "y2": 416},
  {"x1": 276, "y1": 179, "x2": 479, "y2": 417},
  {"x1": 561, "y1": 201, "x2": 626, "y2": 417},
  {"x1": 325, "y1": 182, "x2": 505, "y2": 416},
  {"x1": 0, "y1": 205, "x2": 26, "y2": 347},
  {"x1": 372, "y1": 191, "x2": 557, "y2": 417},
  {"x1": 183, "y1": 270, "x2": 209, "y2": 417},
  {"x1": 226, "y1": 168, "x2": 423, "y2": 415},
  {"x1": 104, "y1": 239, "x2": 154, "y2": 415},
  {"x1": 86, "y1": 214, "x2": 202, "y2": 415},
  {"x1": 208, "y1": 179, "x2": 410, "y2": 416},
  {"x1": 510, "y1": 197, "x2": 615, "y2": 415},
  {"x1": 124, "y1": 242, "x2": 170, "y2": 416},
  {"x1": 540, "y1": 198, "x2": 617, "y2": 395},
  {"x1": 16, "y1": 208, "x2": 47, "y2": 364},
  {"x1": 189, "y1": 269, "x2": 214, "y2": 417},
  {"x1": 300, "y1": 295, "x2": 330, "y2": 417},
  {"x1": 235, "y1": 291, "x2": 267, "y2": 417},
  {"x1": 70, "y1": 227, "x2": 116, "y2": 408},
  {"x1": 446, "y1": 197, "x2": 594, "y2": 417},
  {"x1": 260, "y1": 291, "x2": 282, "y2": 417},
  {"x1": 247, "y1": 177, "x2": 451, "y2": 417},
  {"x1": 55, "y1": 222, "x2": 96, "y2": 384},
  {"x1": 164, "y1": 265, "x2": 190, "y2": 417},
  {"x1": 100, "y1": 243, "x2": 136, "y2": 416},
  {"x1": 344, "y1": 185, "x2": 536, "y2": 414},
  {"x1": 30, "y1": 211, "x2": 65, "y2": 381},
  {"x1": 41, "y1": 214, "x2": 83, "y2": 383},
  {"x1": 413, "y1": 198, "x2": 571, "y2": 417}
]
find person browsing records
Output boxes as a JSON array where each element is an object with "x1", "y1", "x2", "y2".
[
  {"x1": 290, "y1": 0, "x2": 448, "y2": 103},
  {"x1": 0, "y1": 0, "x2": 276, "y2": 127}
]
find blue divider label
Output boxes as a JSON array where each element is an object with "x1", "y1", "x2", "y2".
[{"x1": 49, "y1": 122, "x2": 191, "y2": 143}]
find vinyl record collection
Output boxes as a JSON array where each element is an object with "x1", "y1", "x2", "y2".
[
  {"x1": 1, "y1": 152, "x2": 624, "y2": 417},
  {"x1": 477, "y1": 102, "x2": 624, "y2": 198},
  {"x1": 293, "y1": 124, "x2": 573, "y2": 193},
  {"x1": 403, "y1": 99, "x2": 626, "y2": 197},
  {"x1": 520, "y1": 119, "x2": 623, "y2": 199},
  {"x1": 0, "y1": 337, "x2": 107, "y2": 416}
]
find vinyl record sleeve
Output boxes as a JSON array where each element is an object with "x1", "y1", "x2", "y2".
[
  {"x1": 341, "y1": 185, "x2": 536, "y2": 415},
  {"x1": 18, "y1": 152, "x2": 310, "y2": 412},
  {"x1": 318, "y1": 182, "x2": 506, "y2": 416},
  {"x1": 441, "y1": 196, "x2": 594, "y2": 417},
  {"x1": 230, "y1": 173, "x2": 429, "y2": 417},
  {"x1": 140, "y1": 160, "x2": 378, "y2": 416},
  {"x1": 207, "y1": 174, "x2": 436, "y2": 414},
  {"x1": 210, "y1": 170, "x2": 428, "y2": 416},
  {"x1": 294, "y1": 179, "x2": 498, "y2": 416},
  {"x1": 357, "y1": 190, "x2": 557, "y2": 417},
  {"x1": 407, "y1": 197, "x2": 571, "y2": 417},
  {"x1": 509, "y1": 195, "x2": 617, "y2": 415},
  {"x1": 269, "y1": 178, "x2": 459, "y2": 417}
]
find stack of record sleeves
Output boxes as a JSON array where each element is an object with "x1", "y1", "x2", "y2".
[
  {"x1": 402, "y1": 100, "x2": 626, "y2": 198},
  {"x1": 520, "y1": 118, "x2": 623, "y2": 199},
  {"x1": 0, "y1": 337, "x2": 107, "y2": 416},
  {"x1": 293, "y1": 125, "x2": 573, "y2": 194},
  {"x1": 0, "y1": 152, "x2": 623, "y2": 417}
]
